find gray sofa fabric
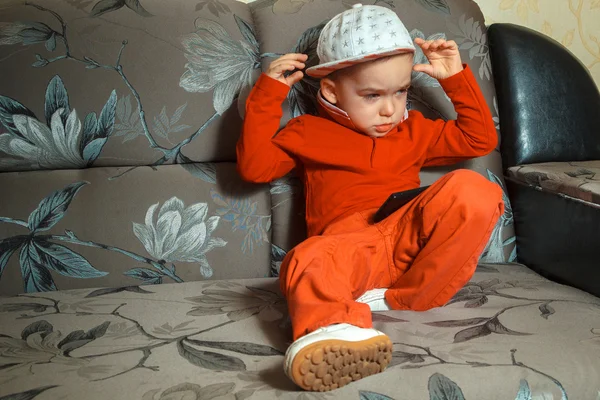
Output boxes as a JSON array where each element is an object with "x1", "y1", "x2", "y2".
[
  {"x1": 1, "y1": 0, "x2": 597, "y2": 398},
  {"x1": 1, "y1": 263, "x2": 599, "y2": 399},
  {"x1": 0, "y1": 0, "x2": 516, "y2": 295}
]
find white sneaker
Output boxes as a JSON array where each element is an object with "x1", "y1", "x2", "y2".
[
  {"x1": 356, "y1": 288, "x2": 392, "y2": 312},
  {"x1": 284, "y1": 323, "x2": 392, "y2": 391}
]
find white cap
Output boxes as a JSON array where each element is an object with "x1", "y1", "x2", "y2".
[{"x1": 306, "y1": 4, "x2": 415, "y2": 78}]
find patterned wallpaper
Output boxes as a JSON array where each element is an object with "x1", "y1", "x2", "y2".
[
  {"x1": 478, "y1": 0, "x2": 599, "y2": 87},
  {"x1": 237, "y1": 0, "x2": 600, "y2": 87}
]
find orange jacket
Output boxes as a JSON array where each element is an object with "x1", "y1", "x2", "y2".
[{"x1": 237, "y1": 65, "x2": 497, "y2": 237}]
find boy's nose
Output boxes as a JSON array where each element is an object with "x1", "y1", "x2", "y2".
[{"x1": 380, "y1": 99, "x2": 394, "y2": 117}]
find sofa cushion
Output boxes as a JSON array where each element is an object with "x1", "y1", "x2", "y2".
[
  {"x1": 508, "y1": 161, "x2": 600, "y2": 208},
  {"x1": 0, "y1": 262, "x2": 598, "y2": 398},
  {"x1": 0, "y1": 163, "x2": 272, "y2": 296},
  {"x1": 253, "y1": 0, "x2": 517, "y2": 264},
  {"x1": 0, "y1": 0, "x2": 257, "y2": 169},
  {"x1": 0, "y1": 0, "x2": 282, "y2": 294},
  {"x1": 269, "y1": 172, "x2": 306, "y2": 276},
  {"x1": 0, "y1": 0, "x2": 518, "y2": 295}
]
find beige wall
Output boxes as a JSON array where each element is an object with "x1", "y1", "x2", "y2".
[{"x1": 478, "y1": 0, "x2": 599, "y2": 87}]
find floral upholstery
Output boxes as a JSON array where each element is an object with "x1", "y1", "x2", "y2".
[
  {"x1": 0, "y1": 0, "x2": 273, "y2": 294},
  {"x1": 1, "y1": 0, "x2": 599, "y2": 398},
  {"x1": 0, "y1": 0, "x2": 516, "y2": 295},
  {"x1": 508, "y1": 161, "x2": 600, "y2": 207},
  {"x1": 1, "y1": 263, "x2": 599, "y2": 399}
]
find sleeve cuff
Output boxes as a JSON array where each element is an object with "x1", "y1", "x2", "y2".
[
  {"x1": 252, "y1": 73, "x2": 291, "y2": 101},
  {"x1": 437, "y1": 64, "x2": 477, "y2": 95}
]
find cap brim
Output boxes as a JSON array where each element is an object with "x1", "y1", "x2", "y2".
[{"x1": 305, "y1": 47, "x2": 415, "y2": 78}]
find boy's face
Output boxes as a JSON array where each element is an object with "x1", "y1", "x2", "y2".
[{"x1": 321, "y1": 54, "x2": 413, "y2": 138}]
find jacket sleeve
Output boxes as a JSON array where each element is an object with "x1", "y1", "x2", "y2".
[
  {"x1": 236, "y1": 74, "x2": 304, "y2": 183},
  {"x1": 423, "y1": 64, "x2": 498, "y2": 167}
]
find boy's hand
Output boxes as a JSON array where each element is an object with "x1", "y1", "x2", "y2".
[
  {"x1": 413, "y1": 38, "x2": 463, "y2": 80},
  {"x1": 266, "y1": 53, "x2": 308, "y2": 87}
]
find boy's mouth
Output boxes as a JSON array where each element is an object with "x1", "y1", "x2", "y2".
[{"x1": 374, "y1": 124, "x2": 394, "y2": 133}]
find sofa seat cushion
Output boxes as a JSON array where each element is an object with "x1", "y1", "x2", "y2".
[
  {"x1": 508, "y1": 161, "x2": 600, "y2": 207},
  {"x1": 1, "y1": 263, "x2": 599, "y2": 399}
]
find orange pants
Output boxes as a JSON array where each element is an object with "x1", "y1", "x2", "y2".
[{"x1": 279, "y1": 170, "x2": 505, "y2": 340}]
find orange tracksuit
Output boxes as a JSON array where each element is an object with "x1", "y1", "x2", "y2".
[{"x1": 237, "y1": 65, "x2": 504, "y2": 340}]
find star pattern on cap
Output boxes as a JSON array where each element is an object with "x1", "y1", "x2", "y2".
[{"x1": 315, "y1": 5, "x2": 416, "y2": 71}]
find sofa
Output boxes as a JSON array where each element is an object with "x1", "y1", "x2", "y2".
[{"x1": 0, "y1": 0, "x2": 598, "y2": 398}]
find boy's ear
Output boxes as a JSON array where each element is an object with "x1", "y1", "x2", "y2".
[{"x1": 320, "y1": 78, "x2": 338, "y2": 104}]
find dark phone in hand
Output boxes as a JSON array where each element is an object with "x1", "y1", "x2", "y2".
[{"x1": 373, "y1": 186, "x2": 430, "y2": 223}]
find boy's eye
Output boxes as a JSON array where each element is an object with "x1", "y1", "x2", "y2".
[
  {"x1": 396, "y1": 89, "x2": 408, "y2": 95},
  {"x1": 364, "y1": 94, "x2": 379, "y2": 100}
]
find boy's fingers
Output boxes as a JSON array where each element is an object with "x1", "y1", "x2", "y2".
[
  {"x1": 427, "y1": 39, "x2": 445, "y2": 51},
  {"x1": 444, "y1": 40, "x2": 458, "y2": 49},
  {"x1": 271, "y1": 60, "x2": 306, "y2": 70},
  {"x1": 269, "y1": 65, "x2": 304, "y2": 78},
  {"x1": 418, "y1": 40, "x2": 431, "y2": 50},
  {"x1": 279, "y1": 53, "x2": 308, "y2": 61},
  {"x1": 273, "y1": 64, "x2": 290, "y2": 74},
  {"x1": 413, "y1": 63, "x2": 433, "y2": 75},
  {"x1": 416, "y1": 39, "x2": 458, "y2": 53},
  {"x1": 274, "y1": 62, "x2": 300, "y2": 71},
  {"x1": 269, "y1": 54, "x2": 306, "y2": 71},
  {"x1": 283, "y1": 63, "x2": 306, "y2": 73},
  {"x1": 286, "y1": 71, "x2": 304, "y2": 86},
  {"x1": 292, "y1": 62, "x2": 306, "y2": 69}
]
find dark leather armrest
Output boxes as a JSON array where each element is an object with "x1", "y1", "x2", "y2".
[{"x1": 488, "y1": 23, "x2": 600, "y2": 169}]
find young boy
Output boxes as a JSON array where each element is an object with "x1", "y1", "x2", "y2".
[{"x1": 237, "y1": 3, "x2": 504, "y2": 392}]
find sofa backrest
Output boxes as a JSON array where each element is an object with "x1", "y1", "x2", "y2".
[
  {"x1": 0, "y1": 0, "x2": 275, "y2": 295},
  {"x1": 250, "y1": 0, "x2": 517, "y2": 269},
  {"x1": 0, "y1": 0, "x2": 515, "y2": 295}
]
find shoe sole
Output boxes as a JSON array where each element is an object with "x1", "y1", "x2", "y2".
[{"x1": 289, "y1": 335, "x2": 393, "y2": 391}]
